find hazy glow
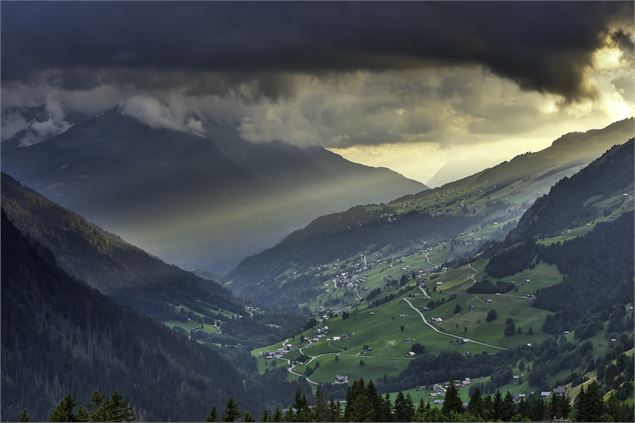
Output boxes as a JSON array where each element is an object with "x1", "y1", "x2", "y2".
[
  {"x1": 332, "y1": 34, "x2": 635, "y2": 185},
  {"x1": 330, "y1": 135, "x2": 556, "y2": 187}
]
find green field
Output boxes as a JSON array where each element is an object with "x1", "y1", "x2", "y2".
[
  {"x1": 164, "y1": 320, "x2": 220, "y2": 334},
  {"x1": 252, "y1": 259, "x2": 563, "y2": 386}
]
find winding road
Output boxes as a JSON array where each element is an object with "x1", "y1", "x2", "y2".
[
  {"x1": 422, "y1": 249, "x2": 437, "y2": 268},
  {"x1": 276, "y1": 260, "x2": 506, "y2": 386},
  {"x1": 468, "y1": 263, "x2": 479, "y2": 284},
  {"x1": 402, "y1": 297, "x2": 507, "y2": 351},
  {"x1": 418, "y1": 284, "x2": 431, "y2": 299}
]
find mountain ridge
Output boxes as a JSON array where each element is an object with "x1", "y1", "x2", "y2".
[
  {"x1": 226, "y1": 118, "x2": 634, "y2": 308},
  {"x1": 1, "y1": 107, "x2": 425, "y2": 272}
]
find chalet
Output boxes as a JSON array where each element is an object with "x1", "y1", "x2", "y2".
[
  {"x1": 407, "y1": 351, "x2": 416, "y2": 357},
  {"x1": 553, "y1": 386, "x2": 566, "y2": 395},
  {"x1": 540, "y1": 392, "x2": 551, "y2": 398},
  {"x1": 332, "y1": 336, "x2": 341, "y2": 341},
  {"x1": 431, "y1": 317, "x2": 443, "y2": 324},
  {"x1": 334, "y1": 375, "x2": 349, "y2": 384}
]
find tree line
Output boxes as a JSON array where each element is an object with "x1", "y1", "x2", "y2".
[{"x1": 33, "y1": 378, "x2": 633, "y2": 422}]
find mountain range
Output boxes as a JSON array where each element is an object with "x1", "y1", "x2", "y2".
[
  {"x1": 248, "y1": 136, "x2": 634, "y2": 400},
  {"x1": 1, "y1": 107, "x2": 424, "y2": 273},
  {"x1": 226, "y1": 118, "x2": 634, "y2": 308}
]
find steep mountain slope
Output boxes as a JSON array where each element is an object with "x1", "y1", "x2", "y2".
[
  {"x1": 227, "y1": 118, "x2": 633, "y2": 308},
  {"x1": 1, "y1": 210, "x2": 304, "y2": 421},
  {"x1": 249, "y1": 136, "x2": 634, "y2": 396},
  {"x1": 2, "y1": 108, "x2": 424, "y2": 272},
  {"x1": 1, "y1": 173, "x2": 242, "y2": 322},
  {"x1": 506, "y1": 139, "x2": 634, "y2": 243}
]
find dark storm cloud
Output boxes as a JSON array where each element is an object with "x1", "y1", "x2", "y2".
[{"x1": 1, "y1": 1, "x2": 632, "y2": 100}]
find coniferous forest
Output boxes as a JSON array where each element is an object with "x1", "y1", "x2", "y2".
[{"x1": 35, "y1": 378, "x2": 633, "y2": 422}]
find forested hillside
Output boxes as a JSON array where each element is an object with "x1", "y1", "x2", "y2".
[
  {"x1": 1, "y1": 173, "x2": 241, "y2": 321},
  {"x1": 1, "y1": 210, "x2": 306, "y2": 421}
]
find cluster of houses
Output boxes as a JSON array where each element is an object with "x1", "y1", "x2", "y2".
[
  {"x1": 418, "y1": 378, "x2": 473, "y2": 404},
  {"x1": 511, "y1": 386, "x2": 567, "y2": 402},
  {"x1": 331, "y1": 271, "x2": 367, "y2": 303},
  {"x1": 260, "y1": 341, "x2": 296, "y2": 360},
  {"x1": 416, "y1": 380, "x2": 567, "y2": 405}
]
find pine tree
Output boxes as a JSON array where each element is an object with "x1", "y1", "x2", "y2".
[
  {"x1": 206, "y1": 405, "x2": 218, "y2": 422},
  {"x1": 293, "y1": 388, "x2": 312, "y2": 421},
  {"x1": 103, "y1": 391, "x2": 135, "y2": 421},
  {"x1": 261, "y1": 409, "x2": 270, "y2": 422},
  {"x1": 415, "y1": 399, "x2": 426, "y2": 422},
  {"x1": 50, "y1": 395, "x2": 78, "y2": 422},
  {"x1": 441, "y1": 381, "x2": 463, "y2": 415},
  {"x1": 381, "y1": 393, "x2": 393, "y2": 422},
  {"x1": 328, "y1": 400, "x2": 342, "y2": 422},
  {"x1": 393, "y1": 392, "x2": 408, "y2": 422},
  {"x1": 86, "y1": 391, "x2": 107, "y2": 422},
  {"x1": 284, "y1": 407, "x2": 295, "y2": 422},
  {"x1": 366, "y1": 380, "x2": 383, "y2": 421},
  {"x1": 243, "y1": 412, "x2": 255, "y2": 422},
  {"x1": 314, "y1": 386, "x2": 329, "y2": 422},
  {"x1": 467, "y1": 387, "x2": 483, "y2": 417},
  {"x1": 272, "y1": 406, "x2": 283, "y2": 422},
  {"x1": 344, "y1": 379, "x2": 372, "y2": 421},
  {"x1": 583, "y1": 382, "x2": 604, "y2": 422},
  {"x1": 222, "y1": 399, "x2": 241, "y2": 422},
  {"x1": 19, "y1": 409, "x2": 29, "y2": 422},
  {"x1": 76, "y1": 406, "x2": 89, "y2": 422},
  {"x1": 517, "y1": 397, "x2": 529, "y2": 420},
  {"x1": 477, "y1": 395, "x2": 490, "y2": 420},
  {"x1": 491, "y1": 391, "x2": 503, "y2": 420},
  {"x1": 393, "y1": 392, "x2": 414, "y2": 422},
  {"x1": 403, "y1": 394, "x2": 415, "y2": 422},
  {"x1": 500, "y1": 391, "x2": 515, "y2": 421}
]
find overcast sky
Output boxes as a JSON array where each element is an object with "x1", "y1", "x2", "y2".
[{"x1": 2, "y1": 1, "x2": 633, "y2": 185}]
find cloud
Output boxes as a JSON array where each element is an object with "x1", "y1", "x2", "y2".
[
  {"x1": 121, "y1": 95, "x2": 204, "y2": 136},
  {"x1": 1, "y1": 97, "x2": 74, "y2": 146},
  {"x1": 0, "y1": 111, "x2": 28, "y2": 141},
  {"x1": 2, "y1": 2, "x2": 632, "y2": 101}
]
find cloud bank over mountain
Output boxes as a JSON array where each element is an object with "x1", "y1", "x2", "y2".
[{"x1": 2, "y1": 2, "x2": 633, "y2": 182}]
